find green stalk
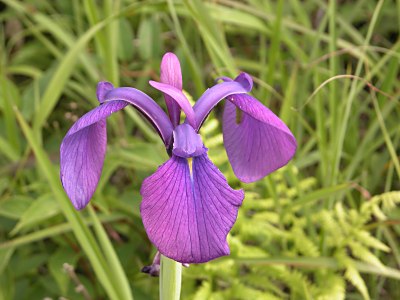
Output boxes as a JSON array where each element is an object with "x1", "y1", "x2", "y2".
[
  {"x1": 328, "y1": 0, "x2": 338, "y2": 189},
  {"x1": 160, "y1": 255, "x2": 182, "y2": 300}
]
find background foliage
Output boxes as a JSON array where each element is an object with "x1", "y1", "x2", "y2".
[{"x1": 0, "y1": 0, "x2": 399, "y2": 299}]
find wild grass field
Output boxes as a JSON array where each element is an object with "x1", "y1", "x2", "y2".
[{"x1": 0, "y1": 0, "x2": 400, "y2": 299}]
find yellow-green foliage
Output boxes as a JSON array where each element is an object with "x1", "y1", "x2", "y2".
[{"x1": 183, "y1": 122, "x2": 399, "y2": 299}]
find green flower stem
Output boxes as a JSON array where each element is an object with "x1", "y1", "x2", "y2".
[{"x1": 160, "y1": 255, "x2": 182, "y2": 300}]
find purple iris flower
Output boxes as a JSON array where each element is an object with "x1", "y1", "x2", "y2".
[{"x1": 60, "y1": 53, "x2": 296, "y2": 264}]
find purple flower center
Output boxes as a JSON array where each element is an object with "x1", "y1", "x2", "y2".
[{"x1": 172, "y1": 124, "x2": 206, "y2": 158}]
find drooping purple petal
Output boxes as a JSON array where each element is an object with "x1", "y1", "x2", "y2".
[
  {"x1": 96, "y1": 81, "x2": 114, "y2": 103},
  {"x1": 160, "y1": 52, "x2": 182, "y2": 127},
  {"x1": 101, "y1": 85, "x2": 174, "y2": 146},
  {"x1": 140, "y1": 153, "x2": 244, "y2": 263},
  {"x1": 214, "y1": 76, "x2": 234, "y2": 83},
  {"x1": 61, "y1": 83, "x2": 175, "y2": 210},
  {"x1": 149, "y1": 81, "x2": 196, "y2": 129},
  {"x1": 60, "y1": 101, "x2": 127, "y2": 209},
  {"x1": 172, "y1": 124, "x2": 206, "y2": 158},
  {"x1": 193, "y1": 73, "x2": 253, "y2": 131},
  {"x1": 223, "y1": 94, "x2": 297, "y2": 183}
]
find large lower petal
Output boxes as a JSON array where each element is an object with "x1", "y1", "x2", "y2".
[
  {"x1": 223, "y1": 94, "x2": 297, "y2": 183},
  {"x1": 60, "y1": 101, "x2": 127, "y2": 209},
  {"x1": 140, "y1": 154, "x2": 244, "y2": 263},
  {"x1": 160, "y1": 53, "x2": 182, "y2": 127}
]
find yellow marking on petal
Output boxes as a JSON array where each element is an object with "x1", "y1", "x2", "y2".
[{"x1": 188, "y1": 157, "x2": 193, "y2": 173}]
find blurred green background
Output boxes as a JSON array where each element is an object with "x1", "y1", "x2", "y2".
[{"x1": 1, "y1": 0, "x2": 400, "y2": 299}]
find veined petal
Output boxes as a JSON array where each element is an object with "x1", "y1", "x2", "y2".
[
  {"x1": 60, "y1": 101, "x2": 127, "y2": 209},
  {"x1": 140, "y1": 153, "x2": 244, "y2": 263},
  {"x1": 193, "y1": 73, "x2": 253, "y2": 131},
  {"x1": 161, "y1": 53, "x2": 183, "y2": 89},
  {"x1": 102, "y1": 84, "x2": 174, "y2": 146},
  {"x1": 161, "y1": 53, "x2": 182, "y2": 127},
  {"x1": 149, "y1": 81, "x2": 196, "y2": 128},
  {"x1": 223, "y1": 94, "x2": 297, "y2": 183}
]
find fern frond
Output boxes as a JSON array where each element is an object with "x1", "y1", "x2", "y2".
[
  {"x1": 192, "y1": 281, "x2": 211, "y2": 300},
  {"x1": 241, "y1": 273, "x2": 287, "y2": 298},
  {"x1": 253, "y1": 212, "x2": 280, "y2": 224},
  {"x1": 242, "y1": 198, "x2": 275, "y2": 211},
  {"x1": 292, "y1": 227, "x2": 320, "y2": 257},
  {"x1": 344, "y1": 263, "x2": 370, "y2": 300},
  {"x1": 229, "y1": 282, "x2": 281, "y2": 300},
  {"x1": 355, "y1": 230, "x2": 390, "y2": 252},
  {"x1": 348, "y1": 240, "x2": 384, "y2": 268},
  {"x1": 380, "y1": 192, "x2": 400, "y2": 214},
  {"x1": 315, "y1": 273, "x2": 345, "y2": 300}
]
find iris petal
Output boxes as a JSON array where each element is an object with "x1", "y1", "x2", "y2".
[
  {"x1": 160, "y1": 52, "x2": 182, "y2": 127},
  {"x1": 193, "y1": 73, "x2": 253, "y2": 131},
  {"x1": 140, "y1": 153, "x2": 244, "y2": 263},
  {"x1": 61, "y1": 84, "x2": 175, "y2": 209},
  {"x1": 223, "y1": 94, "x2": 297, "y2": 182},
  {"x1": 149, "y1": 81, "x2": 196, "y2": 129},
  {"x1": 102, "y1": 85, "x2": 174, "y2": 145},
  {"x1": 60, "y1": 101, "x2": 127, "y2": 209},
  {"x1": 96, "y1": 81, "x2": 114, "y2": 103}
]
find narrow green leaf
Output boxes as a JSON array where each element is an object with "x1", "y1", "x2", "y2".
[
  {"x1": 0, "y1": 214, "x2": 126, "y2": 250},
  {"x1": 33, "y1": 13, "x2": 119, "y2": 131},
  {"x1": 233, "y1": 257, "x2": 400, "y2": 280},
  {"x1": 0, "y1": 248, "x2": 14, "y2": 274},
  {"x1": 88, "y1": 205, "x2": 133, "y2": 300},
  {"x1": 10, "y1": 194, "x2": 61, "y2": 236},
  {"x1": 118, "y1": 18, "x2": 134, "y2": 62},
  {"x1": 0, "y1": 196, "x2": 32, "y2": 219},
  {"x1": 138, "y1": 16, "x2": 161, "y2": 60},
  {"x1": 289, "y1": 183, "x2": 351, "y2": 209},
  {"x1": 0, "y1": 136, "x2": 19, "y2": 162},
  {"x1": 0, "y1": 76, "x2": 20, "y2": 155}
]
